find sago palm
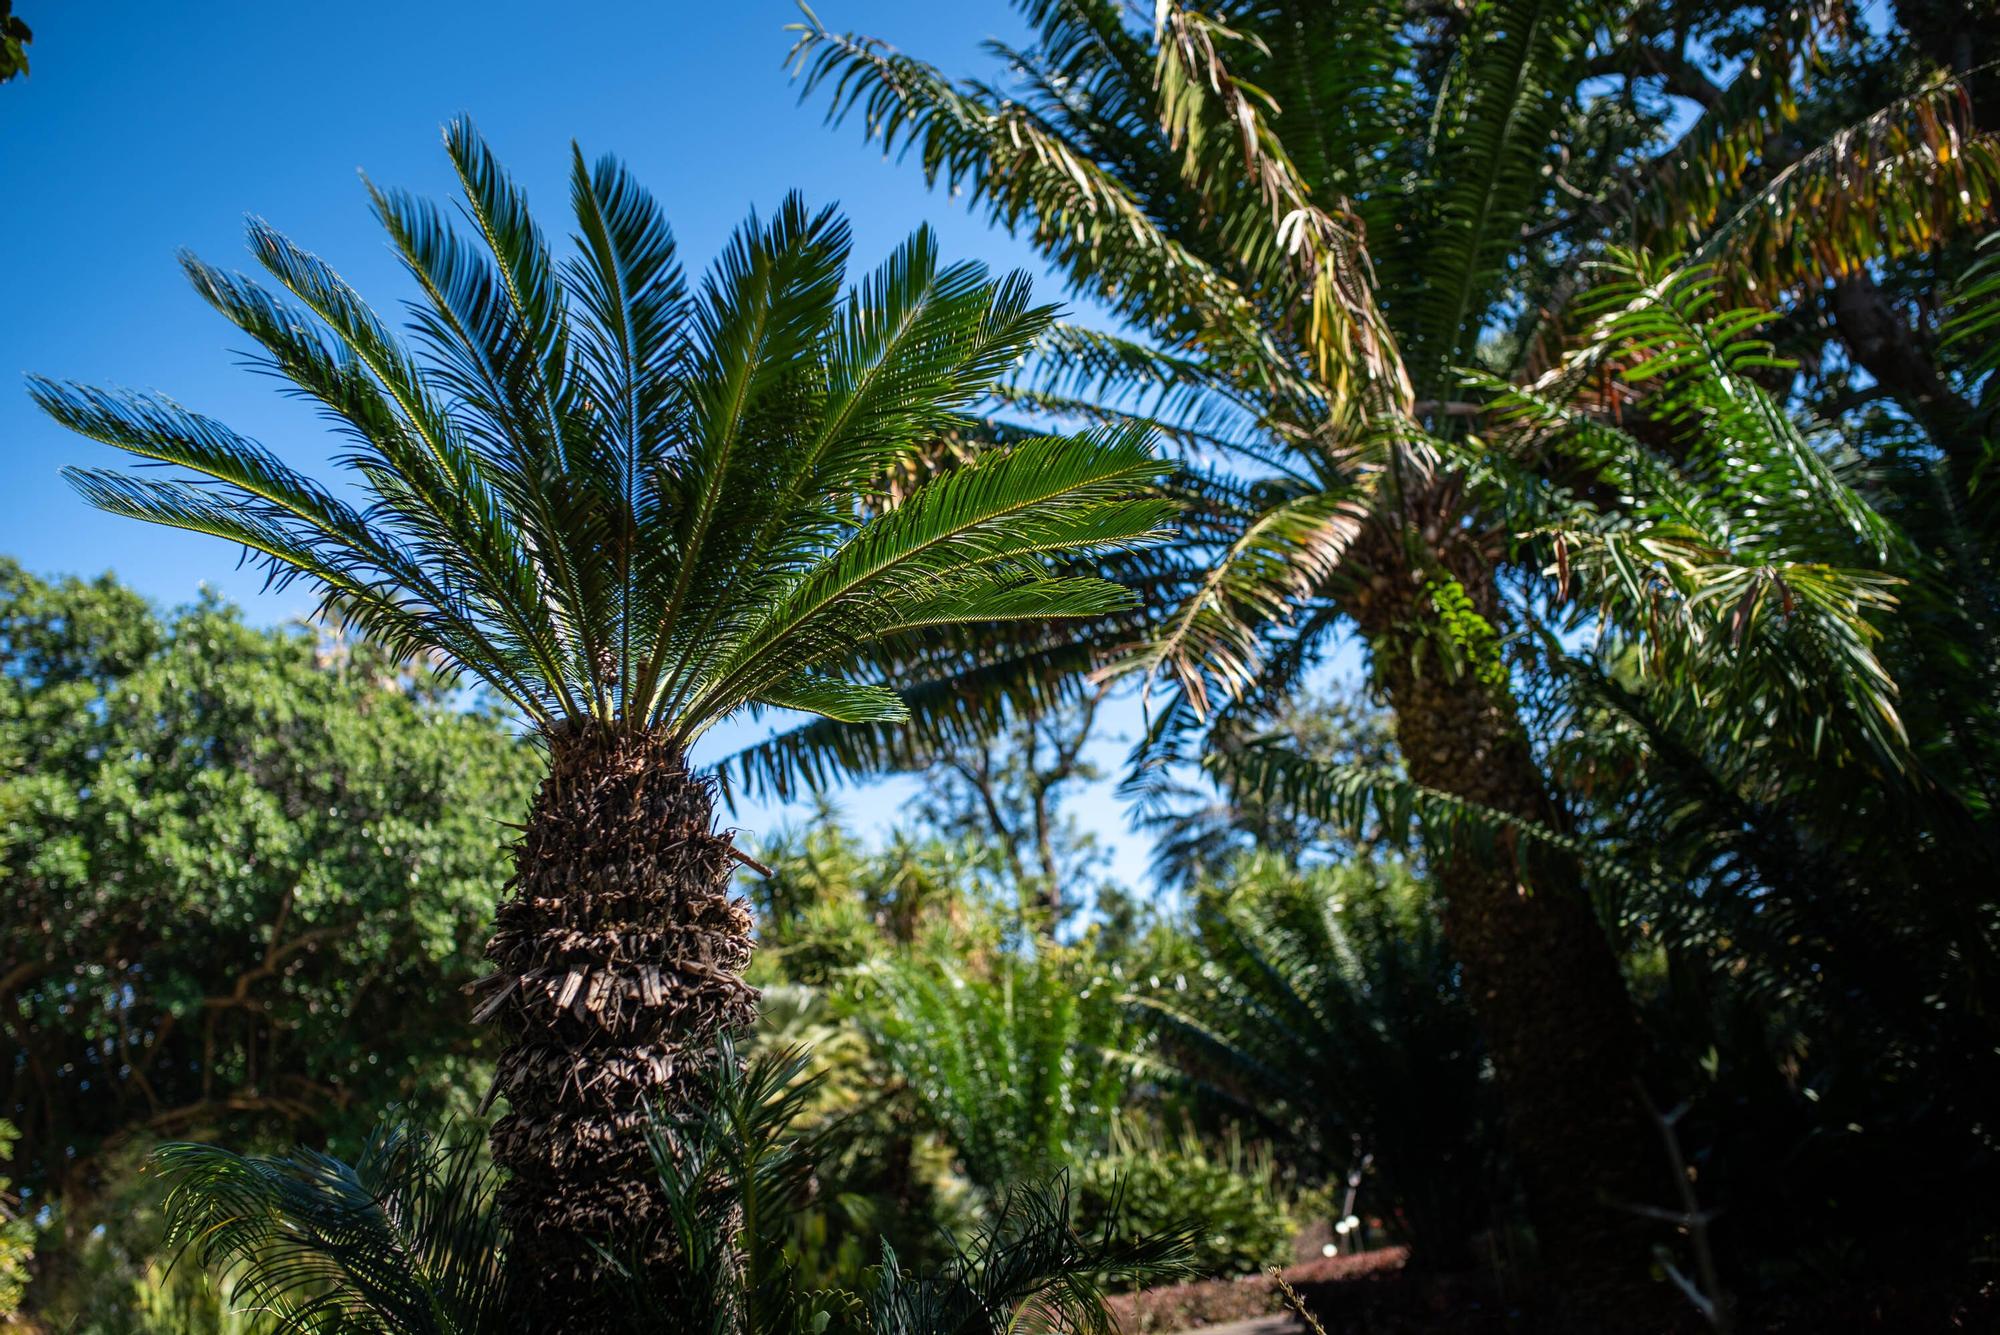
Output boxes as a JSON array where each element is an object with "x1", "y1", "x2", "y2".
[
  {"x1": 785, "y1": 3, "x2": 1998, "y2": 1322},
  {"x1": 29, "y1": 118, "x2": 1169, "y2": 1325},
  {"x1": 857, "y1": 945, "x2": 1130, "y2": 1196}
]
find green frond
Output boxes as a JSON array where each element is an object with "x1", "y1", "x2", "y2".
[
  {"x1": 1151, "y1": 1, "x2": 1413, "y2": 420},
  {"x1": 720, "y1": 630, "x2": 1117, "y2": 802},
  {"x1": 752, "y1": 675, "x2": 911, "y2": 725},
  {"x1": 1943, "y1": 228, "x2": 2000, "y2": 388},
  {"x1": 855, "y1": 947, "x2": 1131, "y2": 1194},
  {"x1": 1491, "y1": 253, "x2": 1912, "y2": 766},
  {"x1": 677, "y1": 426, "x2": 1170, "y2": 735},
  {"x1": 1406, "y1": 0, "x2": 1586, "y2": 396},
  {"x1": 787, "y1": 11, "x2": 1304, "y2": 397},
  {"x1": 1219, "y1": 742, "x2": 1653, "y2": 899},
  {"x1": 1111, "y1": 484, "x2": 1371, "y2": 718},
  {"x1": 153, "y1": 1125, "x2": 508, "y2": 1334},
  {"x1": 1129, "y1": 855, "x2": 1492, "y2": 1260},
  {"x1": 861, "y1": 1171, "x2": 1195, "y2": 1335}
]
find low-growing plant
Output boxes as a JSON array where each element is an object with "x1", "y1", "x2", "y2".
[
  {"x1": 857, "y1": 945, "x2": 1131, "y2": 1196},
  {"x1": 1135, "y1": 855, "x2": 1496, "y2": 1268},
  {"x1": 1073, "y1": 1121, "x2": 1293, "y2": 1281}
]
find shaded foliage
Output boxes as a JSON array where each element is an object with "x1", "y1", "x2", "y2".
[{"x1": 1134, "y1": 856, "x2": 1492, "y2": 1269}]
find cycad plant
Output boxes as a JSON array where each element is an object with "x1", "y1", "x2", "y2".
[
  {"x1": 857, "y1": 945, "x2": 1129, "y2": 1196},
  {"x1": 30, "y1": 120, "x2": 1168, "y2": 1323},
  {"x1": 1135, "y1": 855, "x2": 1492, "y2": 1269},
  {"x1": 784, "y1": 3, "x2": 1999, "y2": 1319}
]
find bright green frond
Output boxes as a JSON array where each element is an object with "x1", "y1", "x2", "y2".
[{"x1": 752, "y1": 675, "x2": 911, "y2": 725}]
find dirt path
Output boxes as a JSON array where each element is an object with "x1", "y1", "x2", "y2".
[{"x1": 1109, "y1": 1248, "x2": 1416, "y2": 1334}]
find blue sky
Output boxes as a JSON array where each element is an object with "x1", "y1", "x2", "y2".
[{"x1": 0, "y1": 1, "x2": 1182, "y2": 888}]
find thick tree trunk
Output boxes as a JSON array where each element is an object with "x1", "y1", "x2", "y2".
[
  {"x1": 1350, "y1": 551, "x2": 1676, "y2": 1330},
  {"x1": 481, "y1": 724, "x2": 756, "y2": 1329},
  {"x1": 1826, "y1": 272, "x2": 1973, "y2": 457}
]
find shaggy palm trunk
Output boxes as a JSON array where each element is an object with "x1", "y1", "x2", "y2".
[
  {"x1": 480, "y1": 724, "x2": 756, "y2": 1327},
  {"x1": 1350, "y1": 551, "x2": 1673, "y2": 1329}
]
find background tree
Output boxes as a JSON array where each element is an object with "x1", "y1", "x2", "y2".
[
  {"x1": 0, "y1": 2, "x2": 28, "y2": 84},
  {"x1": 30, "y1": 119, "x2": 1168, "y2": 1323},
  {"x1": 909, "y1": 692, "x2": 1113, "y2": 920},
  {"x1": 0, "y1": 564, "x2": 532, "y2": 1188},
  {"x1": 0, "y1": 1121, "x2": 29, "y2": 1321},
  {"x1": 0, "y1": 561, "x2": 536, "y2": 1313}
]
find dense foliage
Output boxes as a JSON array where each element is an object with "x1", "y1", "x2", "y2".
[
  {"x1": 0, "y1": 1121, "x2": 31, "y2": 1319},
  {"x1": 1137, "y1": 856, "x2": 1492, "y2": 1269},
  {"x1": 14, "y1": 1, "x2": 2000, "y2": 1329},
  {"x1": 150, "y1": 1041, "x2": 1197, "y2": 1334},
  {"x1": 0, "y1": 562, "x2": 535, "y2": 1206},
  {"x1": 783, "y1": 1, "x2": 2000, "y2": 1325},
  {"x1": 1070, "y1": 1123, "x2": 1292, "y2": 1280},
  {"x1": 859, "y1": 946, "x2": 1130, "y2": 1196}
]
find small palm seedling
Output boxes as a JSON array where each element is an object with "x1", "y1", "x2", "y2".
[{"x1": 32, "y1": 118, "x2": 1169, "y2": 1324}]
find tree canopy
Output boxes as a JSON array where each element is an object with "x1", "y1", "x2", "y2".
[{"x1": 0, "y1": 561, "x2": 537, "y2": 1201}]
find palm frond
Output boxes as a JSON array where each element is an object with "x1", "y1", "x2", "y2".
[
  {"x1": 153, "y1": 1126, "x2": 507, "y2": 1335},
  {"x1": 1406, "y1": 0, "x2": 1586, "y2": 396},
  {"x1": 1109, "y1": 482, "x2": 1370, "y2": 718},
  {"x1": 1151, "y1": 1, "x2": 1413, "y2": 420},
  {"x1": 1496, "y1": 252, "x2": 1910, "y2": 765},
  {"x1": 1217, "y1": 739, "x2": 1649, "y2": 897},
  {"x1": 1685, "y1": 76, "x2": 2000, "y2": 300}
]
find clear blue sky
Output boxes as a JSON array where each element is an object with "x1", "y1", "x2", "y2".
[{"x1": 0, "y1": 1, "x2": 1177, "y2": 888}]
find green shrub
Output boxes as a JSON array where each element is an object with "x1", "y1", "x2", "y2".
[
  {"x1": 1074, "y1": 1122, "x2": 1293, "y2": 1280},
  {"x1": 857, "y1": 944, "x2": 1132, "y2": 1195},
  {"x1": 1137, "y1": 854, "x2": 1494, "y2": 1267},
  {"x1": 0, "y1": 1121, "x2": 32, "y2": 1320}
]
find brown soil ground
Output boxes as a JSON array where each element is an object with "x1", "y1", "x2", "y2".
[
  {"x1": 1106, "y1": 1248, "x2": 1517, "y2": 1334},
  {"x1": 1106, "y1": 1249, "x2": 2000, "y2": 1334}
]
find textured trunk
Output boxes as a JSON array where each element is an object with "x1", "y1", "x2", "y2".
[
  {"x1": 481, "y1": 724, "x2": 756, "y2": 1329},
  {"x1": 1827, "y1": 272, "x2": 1973, "y2": 459},
  {"x1": 1350, "y1": 549, "x2": 1674, "y2": 1329}
]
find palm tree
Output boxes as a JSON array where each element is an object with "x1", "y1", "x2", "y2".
[
  {"x1": 783, "y1": 2, "x2": 1999, "y2": 1321},
  {"x1": 29, "y1": 119, "x2": 1169, "y2": 1324}
]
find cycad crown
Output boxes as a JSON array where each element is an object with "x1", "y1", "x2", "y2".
[{"x1": 33, "y1": 116, "x2": 1171, "y2": 741}]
